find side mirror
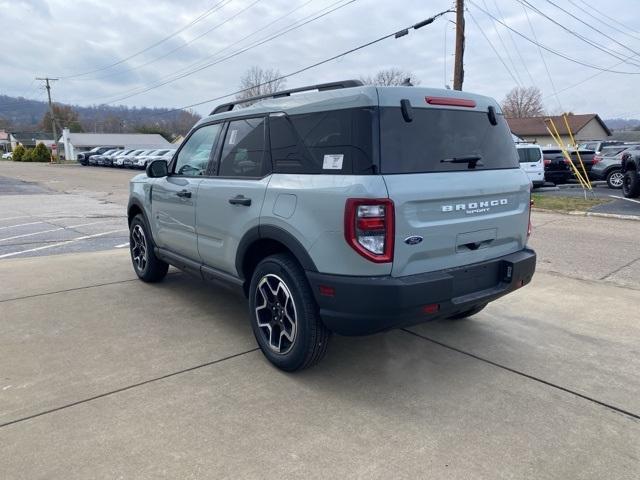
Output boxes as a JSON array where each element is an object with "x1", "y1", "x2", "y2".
[{"x1": 146, "y1": 159, "x2": 168, "y2": 178}]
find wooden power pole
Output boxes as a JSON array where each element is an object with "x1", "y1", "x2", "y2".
[
  {"x1": 453, "y1": 0, "x2": 465, "y2": 90},
  {"x1": 36, "y1": 77, "x2": 59, "y2": 160}
]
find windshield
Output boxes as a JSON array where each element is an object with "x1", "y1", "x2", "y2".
[{"x1": 379, "y1": 108, "x2": 518, "y2": 173}]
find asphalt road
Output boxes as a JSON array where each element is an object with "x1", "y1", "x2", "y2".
[
  {"x1": 0, "y1": 175, "x2": 128, "y2": 258},
  {"x1": 0, "y1": 162, "x2": 639, "y2": 479},
  {"x1": 537, "y1": 182, "x2": 640, "y2": 217}
]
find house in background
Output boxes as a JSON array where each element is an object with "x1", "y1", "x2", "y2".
[
  {"x1": 0, "y1": 130, "x2": 10, "y2": 153},
  {"x1": 59, "y1": 131, "x2": 172, "y2": 161},
  {"x1": 506, "y1": 114, "x2": 611, "y2": 147},
  {"x1": 9, "y1": 131, "x2": 54, "y2": 150}
]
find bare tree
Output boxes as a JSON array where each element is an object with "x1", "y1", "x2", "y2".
[
  {"x1": 360, "y1": 68, "x2": 421, "y2": 86},
  {"x1": 236, "y1": 67, "x2": 287, "y2": 106},
  {"x1": 501, "y1": 87, "x2": 544, "y2": 118}
]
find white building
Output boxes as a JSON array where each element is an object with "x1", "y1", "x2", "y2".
[{"x1": 59, "y1": 130, "x2": 172, "y2": 161}]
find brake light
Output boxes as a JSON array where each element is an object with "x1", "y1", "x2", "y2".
[
  {"x1": 543, "y1": 159, "x2": 551, "y2": 166},
  {"x1": 425, "y1": 96, "x2": 476, "y2": 108},
  {"x1": 593, "y1": 155, "x2": 601, "y2": 165},
  {"x1": 345, "y1": 199, "x2": 394, "y2": 263}
]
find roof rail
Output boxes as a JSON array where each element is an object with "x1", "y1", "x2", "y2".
[{"x1": 210, "y1": 79, "x2": 364, "y2": 115}]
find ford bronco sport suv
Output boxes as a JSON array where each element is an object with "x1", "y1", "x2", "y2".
[{"x1": 127, "y1": 80, "x2": 536, "y2": 371}]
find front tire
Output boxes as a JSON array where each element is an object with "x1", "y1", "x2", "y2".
[
  {"x1": 622, "y1": 170, "x2": 640, "y2": 198},
  {"x1": 606, "y1": 169, "x2": 624, "y2": 189},
  {"x1": 249, "y1": 253, "x2": 330, "y2": 372},
  {"x1": 129, "y1": 214, "x2": 169, "y2": 282}
]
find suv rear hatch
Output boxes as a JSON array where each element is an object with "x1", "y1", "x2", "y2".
[{"x1": 377, "y1": 94, "x2": 530, "y2": 277}]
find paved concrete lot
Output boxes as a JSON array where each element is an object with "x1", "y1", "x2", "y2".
[{"x1": 0, "y1": 162, "x2": 639, "y2": 479}]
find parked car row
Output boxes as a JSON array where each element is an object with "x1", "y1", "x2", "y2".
[
  {"x1": 536, "y1": 142, "x2": 640, "y2": 189},
  {"x1": 78, "y1": 147, "x2": 176, "y2": 169}
]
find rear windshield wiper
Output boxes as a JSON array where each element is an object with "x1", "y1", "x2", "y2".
[{"x1": 440, "y1": 155, "x2": 483, "y2": 168}]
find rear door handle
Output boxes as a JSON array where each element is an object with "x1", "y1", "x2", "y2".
[
  {"x1": 176, "y1": 190, "x2": 192, "y2": 198},
  {"x1": 228, "y1": 195, "x2": 251, "y2": 206}
]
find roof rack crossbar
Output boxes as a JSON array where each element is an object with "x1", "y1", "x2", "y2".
[{"x1": 210, "y1": 79, "x2": 364, "y2": 115}]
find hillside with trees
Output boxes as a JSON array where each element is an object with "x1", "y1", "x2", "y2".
[{"x1": 0, "y1": 94, "x2": 200, "y2": 141}]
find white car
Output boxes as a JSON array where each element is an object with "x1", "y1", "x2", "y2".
[
  {"x1": 2, "y1": 152, "x2": 13, "y2": 160},
  {"x1": 516, "y1": 143, "x2": 545, "y2": 188}
]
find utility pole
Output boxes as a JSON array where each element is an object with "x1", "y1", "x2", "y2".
[
  {"x1": 453, "y1": 0, "x2": 465, "y2": 91},
  {"x1": 36, "y1": 77, "x2": 59, "y2": 161}
]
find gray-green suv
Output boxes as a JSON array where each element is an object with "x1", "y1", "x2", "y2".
[{"x1": 127, "y1": 80, "x2": 536, "y2": 371}]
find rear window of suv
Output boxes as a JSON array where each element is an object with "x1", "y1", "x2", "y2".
[
  {"x1": 379, "y1": 107, "x2": 518, "y2": 174},
  {"x1": 517, "y1": 147, "x2": 542, "y2": 163}
]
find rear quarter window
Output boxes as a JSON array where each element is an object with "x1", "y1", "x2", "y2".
[
  {"x1": 379, "y1": 107, "x2": 518, "y2": 174},
  {"x1": 269, "y1": 108, "x2": 376, "y2": 174}
]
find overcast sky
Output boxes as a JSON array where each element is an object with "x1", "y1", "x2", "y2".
[{"x1": 2, "y1": 0, "x2": 639, "y2": 119}]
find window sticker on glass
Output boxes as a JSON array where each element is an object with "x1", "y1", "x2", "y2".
[
  {"x1": 323, "y1": 154, "x2": 343, "y2": 170},
  {"x1": 228, "y1": 129, "x2": 238, "y2": 145}
]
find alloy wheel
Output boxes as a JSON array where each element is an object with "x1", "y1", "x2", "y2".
[
  {"x1": 254, "y1": 274, "x2": 297, "y2": 354},
  {"x1": 131, "y1": 224, "x2": 148, "y2": 273},
  {"x1": 609, "y1": 171, "x2": 624, "y2": 188}
]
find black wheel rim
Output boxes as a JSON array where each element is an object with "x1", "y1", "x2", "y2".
[{"x1": 254, "y1": 274, "x2": 297, "y2": 354}]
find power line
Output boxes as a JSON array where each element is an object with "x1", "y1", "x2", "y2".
[
  {"x1": 519, "y1": 2, "x2": 561, "y2": 110},
  {"x1": 575, "y1": 0, "x2": 640, "y2": 37},
  {"x1": 467, "y1": 1, "x2": 640, "y2": 75},
  {"x1": 481, "y1": 0, "x2": 522, "y2": 86},
  {"x1": 99, "y1": 0, "x2": 356, "y2": 105},
  {"x1": 492, "y1": 0, "x2": 535, "y2": 87},
  {"x1": 517, "y1": 0, "x2": 640, "y2": 68},
  {"x1": 541, "y1": 0, "x2": 640, "y2": 62},
  {"x1": 144, "y1": 9, "x2": 454, "y2": 117},
  {"x1": 77, "y1": 0, "x2": 267, "y2": 82},
  {"x1": 467, "y1": 9, "x2": 521, "y2": 86},
  {"x1": 569, "y1": 0, "x2": 640, "y2": 42},
  {"x1": 63, "y1": 0, "x2": 324, "y2": 105},
  {"x1": 59, "y1": 0, "x2": 235, "y2": 79}
]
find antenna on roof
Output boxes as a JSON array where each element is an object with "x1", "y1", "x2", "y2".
[{"x1": 401, "y1": 78, "x2": 414, "y2": 86}]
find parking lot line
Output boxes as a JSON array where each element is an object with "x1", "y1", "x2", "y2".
[
  {"x1": 0, "y1": 229, "x2": 128, "y2": 259},
  {"x1": 0, "y1": 220, "x2": 113, "y2": 243},
  {"x1": 0, "y1": 221, "x2": 44, "y2": 231},
  {"x1": 608, "y1": 195, "x2": 640, "y2": 204},
  {"x1": 114, "y1": 242, "x2": 130, "y2": 248}
]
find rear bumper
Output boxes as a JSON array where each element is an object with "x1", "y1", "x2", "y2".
[{"x1": 307, "y1": 249, "x2": 536, "y2": 335}]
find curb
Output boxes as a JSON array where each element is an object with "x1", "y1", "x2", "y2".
[
  {"x1": 556, "y1": 181, "x2": 606, "y2": 189},
  {"x1": 533, "y1": 208, "x2": 640, "y2": 221}
]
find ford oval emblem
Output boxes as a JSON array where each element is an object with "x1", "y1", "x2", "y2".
[{"x1": 404, "y1": 235, "x2": 423, "y2": 245}]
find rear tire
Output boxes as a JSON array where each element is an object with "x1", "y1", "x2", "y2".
[
  {"x1": 447, "y1": 303, "x2": 487, "y2": 320},
  {"x1": 249, "y1": 253, "x2": 330, "y2": 372},
  {"x1": 622, "y1": 170, "x2": 640, "y2": 198},
  {"x1": 606, "y1": 169, "x2": 624, "y2": 189},
  {"x1": 129, "y1": 214, "x2": 169, "y2": 282}
]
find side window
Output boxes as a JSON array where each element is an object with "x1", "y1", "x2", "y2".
[
  {"x1": 272, "y1": 108, "x2": 375, "y2": 175},
  {"x1": 219, "y1": 118, "x2": 266, "y2": 177},
  {"x1": 174, "y1": 124, "x2": 221, "y2": 176}
]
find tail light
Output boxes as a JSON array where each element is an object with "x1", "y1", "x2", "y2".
[
  {"x1": 593, "y1": 155, "x2": 601, "y2": 164},
  {"x1": 543, "y1": 159, "x2": 551, "y2": 166},
  {"x1": 345, "y1": 198, "x2": 394, "y2": 263}
]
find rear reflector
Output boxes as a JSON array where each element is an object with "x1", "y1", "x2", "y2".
[
  {"x1": 422, "y1": 304, "x2": 440, "y2": 314},
  {"x1": 319, "y1": 285, "x2": 335, "y2": 297},
  {"x1": 425, "y1": 96, "x2": 476, "y2": 108}
]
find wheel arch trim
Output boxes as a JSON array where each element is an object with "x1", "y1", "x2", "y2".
[{"x1": 236, "y1": 225, "x2": 318, "y2": 280}]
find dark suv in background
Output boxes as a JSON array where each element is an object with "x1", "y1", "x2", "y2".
[{"x1": 77, "y1": 146, "x2": 121, "y2": 165}]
